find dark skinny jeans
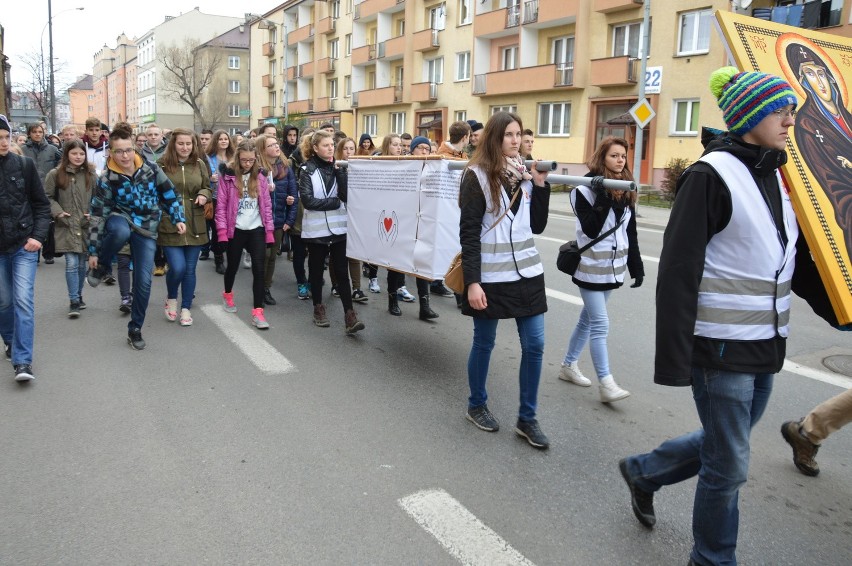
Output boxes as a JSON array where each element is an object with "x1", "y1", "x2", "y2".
[
  {"x1": 307, "y1": 239, "x2": 353, "y2": 311},
  {"x1": 224, "y1": 227, "x2": 266, "y2": 309}
]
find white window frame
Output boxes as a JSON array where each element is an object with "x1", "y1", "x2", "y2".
[
  {"x1": 345, "y1": 34, "x2": 352, "y2": 56},
  {"x1": 363, "y1": 114, "x2": 378, "y2": 136},
  {"x1": 228, "y1": 56, "x2": 240, "y2": 69},
  {"x1": 458, "y1": 0, "x2": 472, "y2": 25},
  {"x1": 390, "y1": 112, "x2": 406, "y2": 135},
  {"x1": 501, "y1": 45, "x2": 519, "y2": 71},
  {"x1": 425, "y1": 57, "x2": 444, "y2": 84},
  {"x1": 456, "y1": 51, "x2": 471, "y2": 81},
  {"x1": 344, "y1": 75, "x2": 352, "y2": 97},
  {"x1": 672, "y1": 98, "x2": 700, "y2": 135},
  {"x1": 429, "y1": 3, "x2": 447, "y2": 31},
  {"x1": 677, "y1": 9, "x2": 712, "y2": 56},
  {"x1": 491, "y1": 105, "x2": 517, "y2": 115},
  {"x1": 228, "y1": 80, "x2": 240, "y2": 94},
  {"x1": 329, "y1": 39, "x2": 340, "y2": 60},
  {"x1": 331, "y1": 0, "x2": 341, "y2": 19},
  {"x1": 455, "y1": 110, "x2": 467, "y2": 123},
  {"x1": 228, "y1": 104, "x2": 240, "y2": 118},
  {"x1": 612, "y1": 22, "x2": 648, "y2": 58},
  {"x1": 552, "y1": 36, "x2": 574, "y2": 65},
  {"x1": 329, "y1": 78, "x2": 339, "y2": 99},
  {"x1": 537, "y1": 102, "x2": 571, "y2": 136}
]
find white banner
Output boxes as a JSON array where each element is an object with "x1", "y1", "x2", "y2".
[{"x1": 346, "y1": 158, "x2": 462, "y2": 280}]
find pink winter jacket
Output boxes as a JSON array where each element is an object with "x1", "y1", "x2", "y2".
[{"x1": 215, "y1": 167, "x2": 275, "y2": 244}]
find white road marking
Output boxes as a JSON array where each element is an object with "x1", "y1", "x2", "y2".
[
  {"x1": 201, "y1": 304, "x2": 295, "y2": 374},
  {"x1": 783, "y1": 360, "x2": 852, "y2": 389},
  {"x1": 398, "y1": 489, "x2": 536, "y2": 566},
  {"x1": 545, "y1": 287, "x2": 584, "y2": 306}
]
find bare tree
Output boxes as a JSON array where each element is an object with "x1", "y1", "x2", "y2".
[
  {"x1": 13, "y1": 49, "x2": 73, "y2": 126},
  {"x1": 158, "y1": 38, "x2": 226, "y2": 130}
]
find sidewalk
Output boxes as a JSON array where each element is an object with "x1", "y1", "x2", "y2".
[{"x1": 549, "y1": 190, "x2": 671, "y2": 230}]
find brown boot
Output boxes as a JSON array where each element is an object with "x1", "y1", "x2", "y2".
[
  {"x1": 313, "y1": 304, "x2": 330, "y2": 327},
  {"x1": 344, "y1": 309, "x2": 365, "y2": 335}
]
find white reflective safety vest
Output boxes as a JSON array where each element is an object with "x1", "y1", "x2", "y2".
[
  {"x1": 301, "y1": 166, "x2": 347, "y2": 239},
  {"x1": 472, "y1": 166, "x2": 544, "y2": 283},
  {"x1": 695, "y1": 151, "x2": 798, "y2": 340},
  {"x1": 571, "y1": 185, "x2": 631, "y2": 285}
]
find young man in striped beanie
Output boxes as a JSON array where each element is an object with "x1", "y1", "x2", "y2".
[{"x1": 617, "y1": 67, "x2": 848, "y2": 565}]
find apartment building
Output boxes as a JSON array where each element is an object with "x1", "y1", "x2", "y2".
[
  {"x1": 196, "y1": 24, "x2": 252, "y2": 134},
  {"x1": 250, "y1": 0, "x2": 852, "y2": 184},
  {"x1": 67, "y1": 74, "x2": 94, "y2": 130}
]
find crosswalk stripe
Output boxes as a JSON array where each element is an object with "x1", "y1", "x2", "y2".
[
  {"x1": 398, "y1": 489, "x2": 536, "y2": 566},
  {"x1": 201, "y1": 304, "x2": 295, "y2": 374}
]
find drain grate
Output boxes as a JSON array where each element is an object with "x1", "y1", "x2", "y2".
[{"x1": 822, "y1": 355, "x2": 852, "y2": 378}]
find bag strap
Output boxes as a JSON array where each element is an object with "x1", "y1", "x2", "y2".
[
  {"x1": 482, "y1": 185, "x2": 522, "y2": 236},
  {"x1": 569, "y1": 188, "x2": 626, "y2": 253}
]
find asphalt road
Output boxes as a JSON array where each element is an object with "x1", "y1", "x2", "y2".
[{"x1": 1, "y1": 215, "x2": 850, "y2": 565}]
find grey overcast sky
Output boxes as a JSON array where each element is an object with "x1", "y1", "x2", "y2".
[{"x1": 4, "y1": 0, "x2": 275, "y2": 90}]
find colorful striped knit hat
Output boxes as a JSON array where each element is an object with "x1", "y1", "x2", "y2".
[{"x1": 709, "y1": 66, "x2": 798, "y2": 136}]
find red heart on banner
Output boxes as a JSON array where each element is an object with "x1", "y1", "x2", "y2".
[{"x1": 383, "y1": 217, "x2": 393, "y2": 232}]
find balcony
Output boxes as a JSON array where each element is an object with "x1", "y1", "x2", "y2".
[
  {"x1": 352, "y1": 43, "x2": 377, "y2": 66},
  {"x1": 317, "y1": 57, "x2": 337, "y2": 74},
  {"x1": 506, "y1": 5, "x2": 521, "y2": 27},
  {"x1": 317, "y1": 16, "x2": 336, "y2": 35},
  {"x1": 475, "y1": 8, "x2": 509, "y2": 37},
  {"x1": 379, "y1": 35, "x2": 406, "y2": 60},
  {"x1": 589, "y1": 56, "x2": 639, "y2": 86},
  {"x1": 262, "y1": 74, "x2": 274, "y2": 89},
  {"x1": 353, "y1": 85, "x2": 403, "y2": 108},
  {"x1": 357, "y1": 0, "x2": 405, "y2": 21},
  {"x1": 288, "y1": 23, "x2": 315, "y2": 44},
  {"x1": 412, "y1": 28, "x2": 440, "y2": 52},
  {"x1": 523, "y1": 0, "x2": 539, "y2": 24},
  {"x1": 472, "y1": 64, "x2": 577, "y2": 96},
  {"x1": 299, "y1": 61, "x2": 315, "y2": 78},
  {"x1": 315, "y1": 97, "x2": 331, "y2": 112},
  {"x1": 288, "y1": 99, "x2": 314, "y2": 114},
  {"x1": 262, "y1": 42, "x2": 275, "y2": 57},
  {"x1": 594, "y1": 0, "x2": 643, "y2": 13},
  {"x1": 261, "y1": 106, "x2": 274, "y2": 118},
  {"x1": 538, "y1": 0, "x2": 577, "y2": 24},
  {"x1": 411, "y1": 81, "x2": 438, "y2": 102}
]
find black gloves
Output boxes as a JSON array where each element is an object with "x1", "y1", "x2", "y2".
[
  {"x1": 590, "y1": 175, "x2": 606, "y2": 195},
  {"x1": 630, "y1": 276, "x2": 643, "y2": 288}
]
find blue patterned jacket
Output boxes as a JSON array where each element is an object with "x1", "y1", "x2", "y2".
[{"x1": 88, "y1": 153, "x2": 185, "y2": 255}]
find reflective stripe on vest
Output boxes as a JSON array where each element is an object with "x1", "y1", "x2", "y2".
[
  {"x1": 471, "y1": 166, "x2": 543, "y2": 283},
  {"x1": 301, "y1": 167, "x2": 347, "y2": 239},
  {"x1": 694, "y1": 151, "x2": 798, "y2": 340},
  {"x1": 571, "y1": 185, "x2": 631, "y2": 285}
]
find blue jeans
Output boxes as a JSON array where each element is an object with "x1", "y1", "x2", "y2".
[
  {"x1": 624, "y1": 367, "x2": 774, "y2": 566},
  {"x1": 0, "y1": 246, "x2": 39, "y2": 365},
  {"x1": 163, "y1": 245, "x2": 201, "y2": 309},
  {"x1": 467, "y1": 314, "x2": 545, "y2": 421},
  {"x1": 98, "y1": 215, "x2": 156, "y2": 330},
  {"x1": 563, "y1": 287, "x2": 612, "y2": 379},
  {"x1": 64, "y1": 252, "x2": 87, "y2": 302}
]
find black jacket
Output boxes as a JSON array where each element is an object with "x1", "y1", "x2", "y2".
[
  {"x1": 298, "y1": 156, "x2": 348, "y2": 244},
  {"x1": 655, "y1": 128, "x2": 840, "y2": 386},
  {"x1": 458, "y1": 168, "x2": 550, "y2": 319},
  {"x1": 0, "y1": 153, "x2": 52, "y2": 252}
]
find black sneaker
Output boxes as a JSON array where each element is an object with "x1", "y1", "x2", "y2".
[
  {"x1": 78, "y1": 299, "x2": 87, "y2": 310},
  {"x1": 264, "y1": 289, "x2": 277, "y2": 306},
  {"x1": 119, "y1": 295, "x2": 132, "y2": 314},
  {"x1": 4, "y1": 342, "x2": 11, "y2": 361},
  {"x1": 515, "y1": 419, "x2": 550, "y2": 450},
  {"x1": 127, "y1": 328, "x2": 146, "y2": 350},
  {"x1": 618, "y1": 458, "x2": 656, "y2": 528},
  {"x1": 430, "y1": 283, "x2": 455, "y2": 298},
  {"x1": 199, "y1": 251, "x2": 210, "y2": 261},
  {"x1": 44, "y1": 257, "x2": 54, "y2": 264},
  {"x1": 14, "y1": 364, "x2": 34, "y2": 382},
  {"x1": 102, "y1": 272, "x2": 116, "y2": 285},
  {"x1": 466, "y1": 404, "x2": 500, "y2": 432},
  {"x1": 86, "y1": 265, "x2": 105, "y2": 287},
  {"x1": 351, "y1": 288, "x2": 368, "y2": 303},
  {"x1": 68, "y1": 302, "x2": 81, "y2": 318}
]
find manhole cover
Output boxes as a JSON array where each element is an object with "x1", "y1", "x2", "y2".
[{"x1": 822, "y1": 355, "x2": 852, "y2": 377}]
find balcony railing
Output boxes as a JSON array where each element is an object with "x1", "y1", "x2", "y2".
[
  {"x1": 262, "y1": 42, "x2": 275, "y2": 57},
  {"x1": 506, "y1": 5, "x2": 521, "y2": 28},
  {"x1": 351, "y1": 91, "x2": 359, "y2": 107},
  {"x1": 429, "y1": 82, "x2": 438, "y2": 100},
  {"x1": 394, "y1": 86, "x2": 403, "y2": 103},
  {"x1": 555, "y1": 64, "x2": 574, "y2": 86},
  {"x1": 473, "y1": 74, "x2": 487, "y2": 95},
  {"x1": 523, "y1": 0, "x2": 539, "y2": 24}
]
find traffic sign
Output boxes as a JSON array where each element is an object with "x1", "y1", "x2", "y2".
[{"x1": 629, "y1": 98, "x2": 656, "y2": 128}]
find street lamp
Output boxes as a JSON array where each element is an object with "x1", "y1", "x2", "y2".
[
  {"x1": 259, "y1": 18, "x2": 289, "y2": 122},
  {"x1": 43, "y1": 2, "x2": 85, "y2": 133}
]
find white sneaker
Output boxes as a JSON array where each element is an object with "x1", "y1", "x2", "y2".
[
  {"x1": 559, "y1": 362, "x2": 592, "y2": 386},
  {"x1": 368, "y1": 278, "x2": 380, "y2": 293},
  {"x1": 599, "y1": 375, "x2": 630, "y2": 403},
  {"x1": 164, "y1": 298, "x2": 178, "y2": 321},
  {"x1": 242, "y1": 250, "x2": 251, "y2": 269},
  {"x1": 397, "y1": 285, "x2": 416, "y2": 302},
  {"x1": 179, "y1": 308, "x2": 193, "y2": 326}
]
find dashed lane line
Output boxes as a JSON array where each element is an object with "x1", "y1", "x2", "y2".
[
  {"x1": 398, "y1": 489, "x2": 536, "y2": 566},
  {"x1": 201, "y1": 304, "x2": 295, "y2": 374}
]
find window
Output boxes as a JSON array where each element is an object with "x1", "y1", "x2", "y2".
[
  {"x1": 538, "y1": 102, "x2": 571, "y2": 136},
  {"x1": 367, "y1": 71, "x2": 377, "y2": 90},
  {"x1": 613, "y1": 22, "x2": 649, "y2": 58},
  {"x1": 678, "y1": 9, "x2": 712, "y2": 55},
  {"x1": 501, "y1": 45, "x2": 519, "y2": 71},
  {"x1": 425, "y1": 57, "x2": 444, "y2": 84},
  {"x1": 672, "y1": 99, "x2": 700, "y2": 135},
  {"x1": 390, "y1": 112, "x2": 406, "y2": 134},
  {"x1": 491, "y1": 105, "x2": 517, "y2": 115},
  {"x1": 331, "y1": 0, "x2": 340, "y2": 19},
  {"x1": 329, "y1": 78, "x2": 339, "y2": 99},
  {"x1": 346, "y1": 0, "x2": 353, "y2": 15},
  {"x1": 229, "y1": 127, "x2": 240, "y2": 136},
  {"x1": 329, "y1": 39, "x2": 339, "y2": 60},
  {"x1": 344, "y1": 75, "x2": 352, "y2": 96},
  {"x1": 817, "y1": 0, "x2": 843, "y2": 28},
  {"x1": 229, "y1": 80, "x2": 240, "y2": 94},
  {"x1": 363, "y1": 114, "x2": 377, "y2": 136},
  {"x1": 397, "y1": 19, "x2": 405, "y2": 36},
  {"x1": 345, "y1": 34, "x2": 352, "y2": 56},
  {"x1": 269, "y1": 27, "x2": 277, "y2": 45},
  {"x1": 228, "y1": 56, "x2": 240, "y2": 69},
  {"x1": 270, "y1": 91, "x2": 277, "y2": 109},
  {"x1": 459, "y1": 0, "x2": 472, "y2": 25},
  {"x1": 429, "y1": 3, "x2": 447, "y2": 30},
  {"x1": 394, "y1": 66, "x2": 404, "y2": 87},
  {"x1": 455, "y1": 110, "x2": 467, "y2": 123},
  {"x1": 456, "y1": 51, "x2": 470, "y2": 81},
  {"x1": 552, "y1": 36, "x2": 574, "y2": 66}
]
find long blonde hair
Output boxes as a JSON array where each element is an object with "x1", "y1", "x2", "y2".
[{"x1": 227, "y1": 140, "x2": 260, "y2": 198}]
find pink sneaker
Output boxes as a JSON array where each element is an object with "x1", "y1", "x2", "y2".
[
  {"x1": 222, "y1": 291, "x2": 237, "y2": 313},
  {"x1": 252, "y1": 307, "x2": 269, "y2": 329}
]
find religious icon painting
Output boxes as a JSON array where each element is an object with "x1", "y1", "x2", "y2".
[{"x1": 716, "y1": 11, "x2": 852, "y2": 324}]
